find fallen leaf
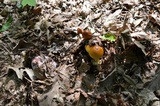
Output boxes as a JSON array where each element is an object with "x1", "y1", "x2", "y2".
[
  {"x1": 131, "y1": 38, "x2": 147, "y2": 55},
  {"x1": 104, "y1": 9, "x2": 122, "y2": 28},
  {"x1": 130, "y1": 31, "x2": 148, "y2": 39},
  {"x1": 133, "y1": 18, "x2": 143, "y2": 27},
  {"x1": 7, "y1": 66, "x2": 34, "y2": 80}
]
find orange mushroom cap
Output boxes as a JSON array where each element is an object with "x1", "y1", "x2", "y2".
[{"x1": 85, "y1": 45, "x2": 104, "y2": 62}]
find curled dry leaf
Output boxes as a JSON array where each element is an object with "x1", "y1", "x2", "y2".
[{"x1": 7, "y1": 66, "x2": 34, "y2": 80}]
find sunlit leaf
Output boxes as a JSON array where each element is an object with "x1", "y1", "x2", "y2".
[
  {"x1": 0, "y1": 16, "x2": 13, "y2": 32},
  {"x1": 101, "y1": 33, "x2": 116, "y2": 42},
  {"x1": 21, "y1": 0, "x2": 36, "y2": 7}
]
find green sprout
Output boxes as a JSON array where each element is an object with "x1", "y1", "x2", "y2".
[{"x1": 101, "y1": 33, "x2": 116, "y2": 42}]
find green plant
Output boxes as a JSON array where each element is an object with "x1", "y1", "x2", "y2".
[
  {"x1": 0, "y1": 16, "x2": 13, "y2": 32},
  {"x1": 101, "y1": 33, "x2": 116, "y2": 42},
  {"x1": 21, "y1": 0, "x2": 36, "y2": 7}
]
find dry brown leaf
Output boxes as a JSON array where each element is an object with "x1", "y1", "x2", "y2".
[
  {"x1": 7, "y1": 66, "x2": 34, "y2": 80},
  {"x1": 104, "y1": 9, "x2": 122, "y2": 28}
]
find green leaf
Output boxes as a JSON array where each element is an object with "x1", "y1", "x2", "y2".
[
  {"x1": 0, "y1": 16, "x2": 13, "y2": 32},
  {"x1": 101, "y1": 33, "x2": 116, "y2": 42},
  {"x1": 21, "y1": 0, "x2": 36, "y2": 7}
]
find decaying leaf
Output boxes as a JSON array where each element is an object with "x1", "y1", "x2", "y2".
[{"x1": 7, "y1": 66, "x2": 34, "y2": 80}]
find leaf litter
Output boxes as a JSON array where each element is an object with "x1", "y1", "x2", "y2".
[{"x1": 0, "y1": 0, "x2": 160, "y2": 106}]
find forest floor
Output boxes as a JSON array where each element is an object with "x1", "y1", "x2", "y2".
[{"x1": 0, "y1": 0, "x2": 160, "y2": 106}]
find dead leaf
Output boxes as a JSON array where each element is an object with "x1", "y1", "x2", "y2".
[
  {"x1": 130, "y1": 31, "x2": 148, "y2": 39},
  {"x1": 104, "y1": 9, "x2": 122, "y2": 28},
  {"x1": 131, "y1": 38, "x2": 147, "y2": 55},
  {"x1": 133, "y1": 18, "x2": 143, "y2": 27},
  {"x1": 7, "y1": 66, "x2": 34, "y2": 80}
]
